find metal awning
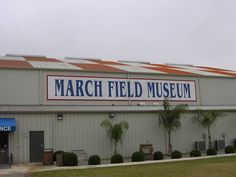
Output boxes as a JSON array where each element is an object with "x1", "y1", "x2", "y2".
[{"x1": 0, "y1": 118, "x2": 16, "y2": 132}]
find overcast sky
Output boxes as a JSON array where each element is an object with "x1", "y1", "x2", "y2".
[{"x1": 0, "y1": 0, "x2": 236, "y2": 70}]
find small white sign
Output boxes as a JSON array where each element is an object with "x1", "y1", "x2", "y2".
[{"x1": 0, "y1": 126, "x2": 10, "y2": 131}]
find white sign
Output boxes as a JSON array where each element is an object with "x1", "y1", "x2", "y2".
[
  {"x1": 0, "y1": 126, "x2": 10, "y2": 131},
  {"x1": 47, "y1": 75, "x2": 196, "y2": 101}
]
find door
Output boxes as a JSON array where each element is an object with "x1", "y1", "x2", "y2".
[
  {"x1": 30, "y1": 131, "x2": 44, "y2": 162},
  {"x1": 0, "y1": 132, "x2": 9, "y2": 164}
]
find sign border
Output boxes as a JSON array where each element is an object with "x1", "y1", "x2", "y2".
[{"x1": 47, "y1": 75, "x2": 197, "y2": 102}]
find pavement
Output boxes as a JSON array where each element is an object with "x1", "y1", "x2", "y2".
[
  {"x1": 0, "y1": 153, "x2": 235, "y2": 177},
  {"x1": 0, "y1": 163, "x2": 34, "y2": 177},
  {"x1": 1, "y1": 174, "x2": 25, "y2": 177}
]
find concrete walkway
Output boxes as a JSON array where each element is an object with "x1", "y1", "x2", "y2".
[
  {"x1": 0, "y1": 153, "x2": 236, "y2": 176},
  {"x1": 0, "y1": 163, "x2": 33, "y2": 176},
  {"x1": 1, "y1": 173, "x2": 25, "y2": 177}
]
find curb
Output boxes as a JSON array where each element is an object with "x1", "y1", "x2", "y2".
[{"x1": 31, "y1": 153, "x2": 236, "y2": 172}]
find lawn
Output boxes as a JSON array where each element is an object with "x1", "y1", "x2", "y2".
[{"x1": 29, "y1": 156, "x2": 236, "y2": 177}]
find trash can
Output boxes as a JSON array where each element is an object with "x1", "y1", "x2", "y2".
[
  {"x1": 43, "y1": 149, "x2": 54, "y2": 165},
  {"x1": 56, "y1": 152, "x2": 64, "y2": 167}
]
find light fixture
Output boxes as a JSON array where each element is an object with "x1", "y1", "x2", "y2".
[
  {"x1": 57, "y1": 113, "x2": 63, "y2": 120},
  {"x1": 109, "y1": 113, "x2": 115, "y2": 118}
]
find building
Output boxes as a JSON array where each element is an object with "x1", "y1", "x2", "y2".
[{"x1": 0, "y1": 54, "x2": 236, "y2": 164}]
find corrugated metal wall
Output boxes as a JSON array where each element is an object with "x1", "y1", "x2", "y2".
[
  {"x1": 0, "y1": 114, "x2": 53, "y2": 163},
  {"x1": 171, "y1": 112, "x2": 236, "y2": 152},
  {"x1": 1, "y1": 111, "x2": 235, "y2": 163},
  {"x1": 0, "y1": 68, "x2": 236, "y2": 163},
  {"x1": 199, "y1": 77, "x2": 236, "y2": 105},
  {"x1": 53, "y1": 112, "x2": 166, "y2": 158},
  {"x1": 1, "y1": 69, "x2": 236, "y2": 106},
  {"x1": 0, "y1": 69, "x2": 40, "y2": 105}
]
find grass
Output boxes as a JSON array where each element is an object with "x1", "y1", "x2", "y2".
[{"x1": 29, "y1": 156, "x2": 236, "y2": 177}]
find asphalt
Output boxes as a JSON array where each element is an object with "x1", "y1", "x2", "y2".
[{"x1": 0, "y1": 153, "x2": 235, "y2": 176}]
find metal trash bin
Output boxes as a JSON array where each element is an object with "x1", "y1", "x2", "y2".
[
  {"x1": 43, "y1": 149, "x2": 54, "y2": 165},
  {"x1": 56, "y1": 152, "x2": 64, "y2": 167}
]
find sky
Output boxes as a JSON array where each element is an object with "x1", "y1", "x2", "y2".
[{"x1": 0, "y1": 0, "x2": 236, "y2": 70}]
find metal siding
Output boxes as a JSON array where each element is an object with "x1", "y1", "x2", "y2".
[
  {"x1": 53, "y1": 112, "x2": 236, "y2": 159},
  {"x1": 172, "y1": 113, "x2": 206, "y2": 153},
  {"x1": 53, "y1": 112, "x2": 166, "y2": 158},
  {"x1": 54, "y1": 113, "x2": 111, "y2": 157},
  {"x1": 199, "y1": 77, "x2": 236, "y2": 105},
  {"x1": 172, "y1": 112, "x2": 236, "y2": 152},
  {"x1": 0, "y1": 69, "x2": 40, "y2": 105},
  {"x1": 119, "y1": 112, "x2": 166, "y2": 156},
  {"x1": 0, "y1": 114, "x2": 53, "y2": 163},
  {"x1": 1, "y1": 68, "x2": 236, "y2": 163},
  {"x1": 211, "y1": 112, "x2": 236, "y2": 147},
  {"x1": 0, "y1": 112, "x2": 236, "y2": 163},
  {"x1": 0, "y1": 68, "x2": 202, "y2": 106}
]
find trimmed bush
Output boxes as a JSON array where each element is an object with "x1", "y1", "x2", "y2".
[
  {"x1": 225, "y1": 146, "x2": 235, "y2": 154},
  {"x1": 63, "y1": 152, "x2": 78, "y2": 166},
  {"x1": 111, "y1": 154, "x2": 124, "y2": 164},
  {"x1": 207, "y1": 148, "x2": 217, "y2": 156},
  {"x1": 88, "y1": 155, "x2": 101, "y2": 165},
  {"x1": 171, "y1": 150, "x2": 182, "y2": 159},
  {"x1": 153, "y1": 151, "x2": 164, "y2": 160},
  {"x1": 131, "y1": 151, "x2": 144, "y2": 162},
  {"x1": 190, "y1": 150, "x2": 201, "y2": 157},
  {"x1": 53, "y1": 150, "x2": 64, "y2": 161}
]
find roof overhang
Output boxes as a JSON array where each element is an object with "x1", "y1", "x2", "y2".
[{"x1": 0, "y1": 105, "x2": 235, "y2": 113}]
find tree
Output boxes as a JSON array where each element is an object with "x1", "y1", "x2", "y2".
[
  {"x1": 100, "y1": 119, "x2": 129, "y2": 155},
  {"x1": 194, "y1": 110, "x2": 224, "y2": 149},
  {"x1": 159, "y1": 99, "x2": 188, "y2": 155}
]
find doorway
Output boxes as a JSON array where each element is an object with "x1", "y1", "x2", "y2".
[
  {"x1": 29, "y1": 131, "x2": 44, "y2": 162},
  {"x1": 0, "y1": 132, "x2": 9, "y2": 164}
]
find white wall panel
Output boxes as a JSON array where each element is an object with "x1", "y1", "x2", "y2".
[
  {"x1": 199, "y1": 77, "x2": 236, "y2": 105},
  {"x1": 0, "y1": 114, "x2": 53, "y2": 163},
  {"x1": 1, "y1": 69, "x2": 236, "y2": 106},
  {"x1": 53, "y1": 112, "x2": 166, "y2": 158},
  {"x1": 0, "y1": 70, "x2": 40, "y2": 105},
  {"x1": 53, "y1": 112, "x2": 236, "y2": 159},
  {"x1": 1, "y1": 111, "x2": 236, "y2": 163}
]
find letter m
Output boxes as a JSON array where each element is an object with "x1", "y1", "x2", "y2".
[{"x1": 55, "y1": 79, "x2": 64, "y2": 96}]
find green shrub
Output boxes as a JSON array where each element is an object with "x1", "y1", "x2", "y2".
[
  {"x1": 171, "y1": 150, "x2": 182, "y2": 159},
  {"x1": 131, "y1": 152, "x2": 144, "y2": 162},
  {"x1": 190, "y1": 150, "x2": 201, "y2": 157},
  {"x1": 53, "y1": 150, "x2": 64, "y2": 161},
  {"x1": 207, "y1": 148, "x2": 217, "y2": 156},
  {"x1": 225, "y1": 146, "x2": 235, "y2": 154},
  {"x1": 111, "y1": 154, "x2": 124, "y2": 164},
  {"x1": 63, "y1": 152, "x2": 78, "y2": 166},
  {"x1": 153, "y1": 151, "x2": 164, "y2": 160},
  {"x1": 88, "y1": 155, "x2": 101, "y2": 165}
]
